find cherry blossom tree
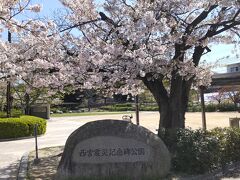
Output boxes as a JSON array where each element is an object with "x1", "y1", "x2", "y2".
[
  {"x1": 209, "y1": 88, "x2": 227, "y2": 105},
  {"x1": 1, "y1": 1, "x2": 239, "y2": 130},
  {"x1": 223, "y1": 86, "x2": 240, "y2": 110},
  {"x1": 0, "y1": 1, "x2": 74, "y2": 116},
  {"x1": 0, "y1": 28, "x2": 85, "y2": 114},
  {"x1": 0, "y1": 0, "x2": 42, "y2": 34},
  {"x1": 0, "y1": 0, "x2": 44, "y2": 116},
  {"x1": 58, "y1": 0, "x2": 240, "y2": 131}
]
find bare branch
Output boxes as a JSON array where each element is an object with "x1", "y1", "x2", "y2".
[
  {"x1": 58, "y1": 18, "x2": 100, "y2": 34},
  {"x1": 121, "y1": 0, "x2": 135, "y2": 12},
  {"x1": 185, "y1": 5, "x2": 218, "y2": 35},
  {"x1": 10, "y1": 0, "x2": 31, "y2": 19}
]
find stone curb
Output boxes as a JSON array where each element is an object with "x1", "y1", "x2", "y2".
[{"x1": 17, "y1": 152, "x2": 29, "y2": 180}]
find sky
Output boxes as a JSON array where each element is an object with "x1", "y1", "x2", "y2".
[
  {"x1": 5, "y1": 0, "x2": 240, "y2": 73},
  {"x1": 203, "y1": 44, "x2": 239, "y2": 73},
  {"x1": 15, "y1": 0, "x2": 65, "y2": 20},
  {"x1": 30, "y1": 0, "x2": 64, "y2": 16}
]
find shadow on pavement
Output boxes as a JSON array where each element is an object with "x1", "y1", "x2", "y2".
[
  {"x1": 28, "y1": 146, "x2": 63, "y2": 180},
  {"x1": 0, "y1": 161, "x2": 19, "y2": 180}
]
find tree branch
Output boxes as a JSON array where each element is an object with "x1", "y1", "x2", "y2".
[
  {"x1": 140, "y1": 73, "x2": 169, "y2": 101},
  {"x1": 58, "y1": 18, "x2": 100, "y2": 34},
  {"x1": 200, "y1": 9, "x2": 240, "y2": 40},
  {"x1": 185, "y1": 5, "x2": 218, "y2": 35}
]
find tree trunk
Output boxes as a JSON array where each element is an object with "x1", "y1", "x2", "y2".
[
  {"x1": 87, "y1": 99, "x2": 91, "y2": 112},
  {"x1": 142, "y1": 75, "x2": 192, "y2": 134},
  {"x1": 234, "y1": 101, "x2": 238, "y2": 111},
  {"x1": 140, "y1": 46, "x2": 204, "y2": 133},
  {"x1": 6, "y1": 81, "x2": 11, "y2": 117},
  {"x1": 25, "y1": 93, "x2": 30, "y2": 115}
]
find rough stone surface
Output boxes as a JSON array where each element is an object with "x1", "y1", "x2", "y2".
[{"x1": 57, "y1": 120, "x2": 171, "y2": 179}]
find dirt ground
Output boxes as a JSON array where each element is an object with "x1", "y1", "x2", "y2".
[
  {"x1": 135, "y1": 111, "x2": 240, "y2": 132},
  {"x1": 51, "y1": 111, "x2": 240, "y2": 133}
]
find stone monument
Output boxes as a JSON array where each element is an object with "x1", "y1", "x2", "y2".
[
  {"x1": 30, "y1": 104, "x2": 50, "y2": 119},
  {"x1": 57, "y1": 120, "x2": 171, "y2": 179}
]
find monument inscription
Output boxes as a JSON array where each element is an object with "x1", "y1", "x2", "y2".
[
  {"x1": 72, "y1": 136, "x2": 151, "y2": 163},
  {"x1": 57, "y1": 120, "x2": 171, "y2": 179}
]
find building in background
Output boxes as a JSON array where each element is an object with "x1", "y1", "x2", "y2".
[{"x1": 227, "y1": 63, "x2": 240, "y2": 73}]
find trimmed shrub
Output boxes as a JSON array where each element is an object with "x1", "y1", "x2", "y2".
[
  {"x1": 187, "y1": 105, "x2": 202, "y2": 112},
  {"x1": 140, "y1": 104, "x2": 159, "y2": 111},
  {"x1": 205, "y1": 104, "x2": 217, "y2": 112},
  {"x1": 0, "y1": 116, "x2": 46, "y2": 139},
  {"x1": 217, "y1": 103, "x2": 236, "y2": 112},
  {"x1": 115, "y1": 103, "x2": 132, "y2": 108},
  {"x1": 100, "y1": 103, "x2": 159, "y2": 111},
  {"x1": 159, "y1": 127, "x2": 240, "y2": 174},
  {"x1": 187, "y1": 103, "x2": 236, "y2": 112},
  {"x1": 99, "y1": 104, "x2": 135, "y2": 111}
]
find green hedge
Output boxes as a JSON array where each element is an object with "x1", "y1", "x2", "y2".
[
  {"x1": 159, "y1": 127, "x2": 240, "y2": 174},
  {"x1": 0, "y1": 116, "x2": 46, "y2": 139},
  {"x1": 188, "y1": 103, "x2": 237, "y2": 112},
  {"x1": 140, "y1": 105, "x2": 158, "y2": 111},
  {"x1": 100, "y1": 103, "x2": 159, "y2": 111},
  {"x1": 100, "y1": 104, "x2": 135, "y2": 111},
  {"x1": 101, "y1": 103, "x2": 237, "y2": 112}
]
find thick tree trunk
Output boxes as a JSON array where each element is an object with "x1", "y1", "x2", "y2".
[
  {"x1": 142, "y1": 75, "x2": 192, "y2": 133},
  {"x1": 141, "y1": 46, "x2": 204, "y2": 132}
]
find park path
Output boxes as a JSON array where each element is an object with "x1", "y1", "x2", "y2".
[
  {"x1": 0, "y1": 111, "x2": 239, "y2": 179},
  {"x1": 0, "y1": 113, "x2": 133, "y2": 179}
]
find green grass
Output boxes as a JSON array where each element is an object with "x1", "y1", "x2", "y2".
[{"x1": 50, "y1": 111, "x2": 133, "y2": 117}]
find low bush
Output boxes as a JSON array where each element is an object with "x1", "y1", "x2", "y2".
[
  {"x1": 210, "y1": 128, "x2": 240, "y2": 164},
  {"x1": 140, "y1": 105, "x2": 159, "y2": 111},
  {"x1": 187, "y1": 103, "x2": 236, "y2": 112},
  {"x1": 205, "y1": 104, "x2": 217, "y2": 112},
  {"x1": 159, "y1": 127, "x2": 240, "y2": 174},
  {"x1": 115, "y1": 103, "x2": 132, "y2": 108},
  {"x1": 100, "y1": 104, "x2": 135, "y2": 111},
  {"x1": 187, "y1": 105, "x2": 202, "y2": 112},
  {"x1": 100, "y1": 103, "x2": 159, "y2": 111},
  {"x1": 217, "y1": 103, "x2": 236, "y2": 112},
  {"x1": 0, "y1": 116, "x2": 46, "y2": 139}
]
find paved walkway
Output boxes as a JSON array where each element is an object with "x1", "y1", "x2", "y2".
[
  {"x1": 0, "y1": 113, "x2": 132, "y2": 179},
  {"x1": 0, "y1": 112, "x2": 239, "y2": 179}
]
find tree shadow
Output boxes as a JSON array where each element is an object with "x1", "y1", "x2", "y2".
[
  {"x1": 28, "y1": 146, "x2": 63, "y2": 180},
  {"x1": 28, "y1": 155, "x2": 60, "y2": 180},
  {"x1": 0, "y1": 161, "x2": 19, "y2": 180}
]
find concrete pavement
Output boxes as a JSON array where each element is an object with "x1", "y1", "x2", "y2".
[
  {"x1": 0, "y1": 111, "x2": 239, "y2": 179},
  {"x1": 0, "y1": 113, "x2": 132, "y2": 179}
]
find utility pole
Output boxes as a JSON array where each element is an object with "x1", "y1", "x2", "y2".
[{"x1": 6, "y1": 30, "x2": 12, "y2": 118}]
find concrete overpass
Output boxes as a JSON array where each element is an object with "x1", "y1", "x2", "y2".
[
  {"x1": 205, "y1": 72, "x2": 240, "y2": 93},
  {"x1": 200, "y1": 72, "x2": 240, "y2": 130}
]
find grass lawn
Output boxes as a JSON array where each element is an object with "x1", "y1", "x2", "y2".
[{"x1": 50, "y1": 111, "x2": 133, "y2": 117}]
